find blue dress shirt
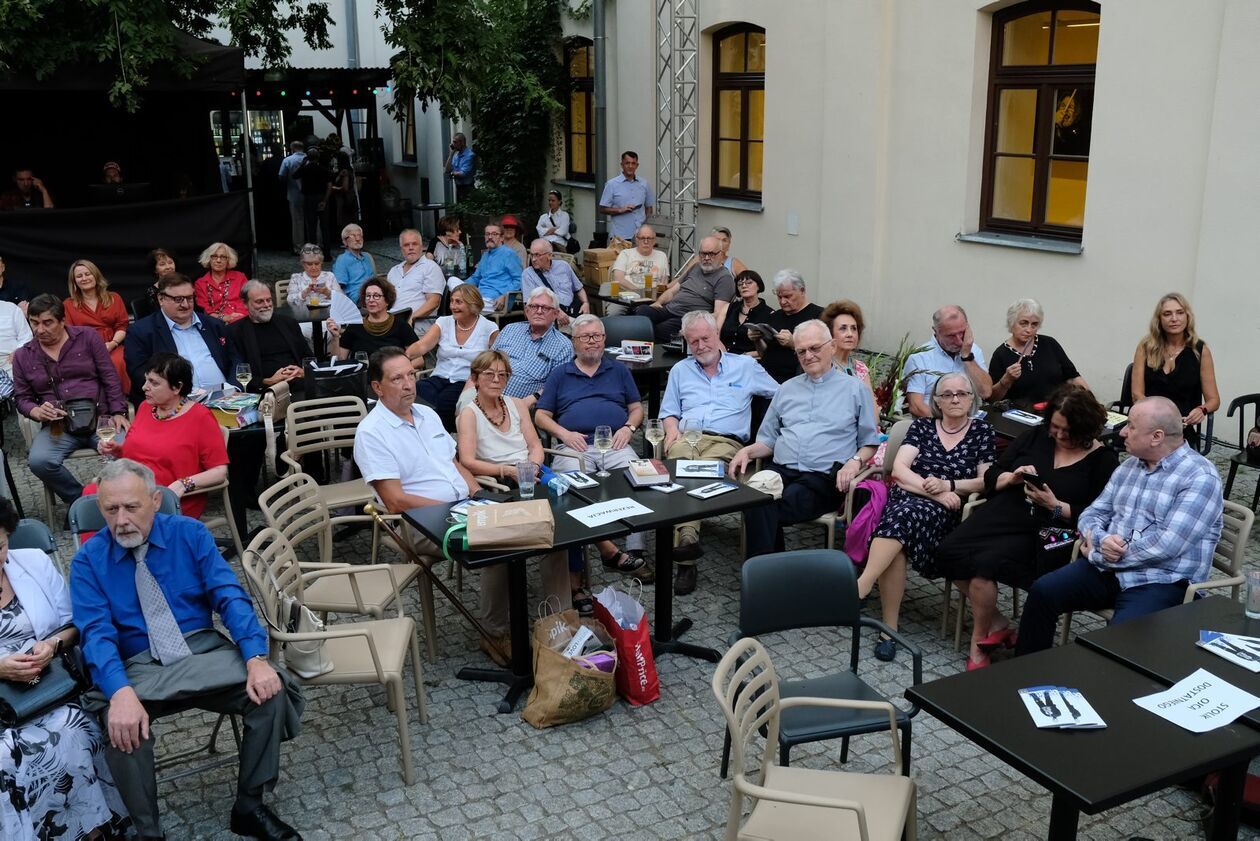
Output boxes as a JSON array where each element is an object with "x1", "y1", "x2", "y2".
[
  {"x1": 599, "y1": 174, "x2": 656, "y2": 240},
  {"x1": 659, "y1": 351, "x2": 779, "y2": 442},
  {"x1": 450, "y1": 147, "x2": 475, "y2": 185},
  {"x1": 165, "y1": 312, "x2": 226, "y2": 388},
  {"x1": 71, "y1": 514, "x2": 269, "y2": 698},
  {"x1": 758, "y1": 365, "x2": 881, "y2": 473},
  {"x1": 332, "y1": 250, "x2": 376, "y2": 303},
  {"x1": 467, "y1": 245, "x2": 524, "y2": 302}
]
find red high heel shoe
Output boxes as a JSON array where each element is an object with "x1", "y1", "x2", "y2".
[
  {"x1": 966, "y1": 653, "x2": 991, "y2": 671},
  {"x1": 976, "y1": 627, "x2": 1018, "y2": 652}
]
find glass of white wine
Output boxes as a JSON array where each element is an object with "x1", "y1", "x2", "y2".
[
  {"x1": 96, "y1": 418, "x2": 117, "y2": 459},
  {"x1": 682, "y1": 417, "x2": 703, "y2": 459},
  {"x1": 234, "y1": 363, "x2": 252, "y2": 392},
  {"x1": 593, "y1": 425, "x2": 614, "y2": 477},
  {"x1": 645, "y1": 418, "x2": 665, "y2": 460}
]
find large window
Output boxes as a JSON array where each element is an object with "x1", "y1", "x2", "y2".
[
  {"x1": 565, "y1": 38, "x2": 594, "y2": 182},
  {"x1": 981, "y1": 2, "x2": 1099, "y2": 239},
  {"x1": 711, "y1": 24, "x2": 765, "y2": 200}
]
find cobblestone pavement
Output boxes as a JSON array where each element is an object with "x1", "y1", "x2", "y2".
[{"x1": 5, "y1": 284, "x2": 1260, "y2": 838}]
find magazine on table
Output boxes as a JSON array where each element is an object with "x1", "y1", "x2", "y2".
[
  {"x1": 1198, "y1": 631, "x2": 1260, "y2": 673},
  {"x1": 1018, "y1": 685, "x2": 1106, "y2": 729}
]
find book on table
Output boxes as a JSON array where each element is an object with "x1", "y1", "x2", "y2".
[{"x1": 624, "y1": 458, "x2": 671, "y2": 487}]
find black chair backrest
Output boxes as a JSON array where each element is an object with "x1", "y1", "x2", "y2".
[
  {"x1": 1227, "y1": 393, "x2": 1260, "y2": 444},
  {"x1": 1116, "y1": 363, "x2": 1133, "y2": 413},
  {"x1": 10, "y1": 518, "x2": 56, "y2": 553},
  {"x1": 131, "y1": 295, "x2": 157, "y2": 321},
  {"x1": 602, "y1": 315, "x2": 654, "y2": 346},
  {"x1": 739, "y1": 550, "x2": 862, "y2": 637}
]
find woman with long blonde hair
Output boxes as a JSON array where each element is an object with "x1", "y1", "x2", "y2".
[
  {"x1": 1130, "y1": 292, "x2": 1219, "y2": 448},
  {"x1": 63, "y1": 258, "x2": 130, "y2": 391}
]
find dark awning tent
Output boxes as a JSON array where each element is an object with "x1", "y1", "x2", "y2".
[{"x1": 0, "y1": 31, "x2": 254, "y2": 301}]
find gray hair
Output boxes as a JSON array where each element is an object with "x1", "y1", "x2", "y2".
[
  {"x1": 398, "y1": 228, "x2": 422, "y2": 244},
  {"x1": 772, "y1": 268, "x2": 806, "y2": 293},
  {"x1": 792, "y1": 318, "x2": 830, "y2": 345},
  {"x1": 340, "y1": 223, "x2": 363, "y2": 240},
  {"x1": 1005, "y1": 298, "x2": 1044, "y2": 331},
  {"x1": 289, "y1": 140, "x2": 304, "y2": 153},
  {"x1": 99, "y1": 458, "x2": 157, "y2": 494},
  {"x1": 240, "y1": 279, "x2": 270, "y2": 301},
  {"x1": 527, "y1": 285, "x2": 559, "y2": 307},
  {"x1": 681, "y1": 310, "x2": 718, "y2": 335},
  {"x1": 299, "y1": 243, "x2": 323, "y2": 260},
  {"x1": 932, "y1": 304, "x2": 968, "y2": 328},
  {"x1": 570, "y1": 313, "x2": 602, "y2": 334},
  {"x1": 930, "y1": 372, "x2": 976, "y2": 419}
]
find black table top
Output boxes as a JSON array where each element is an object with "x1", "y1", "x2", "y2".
[
  {"x1": 401, "y1": 491, "x2": 631, "y2": 570},
  {"x1": 980, "y1": 404, "x2": 1043, "y2": 441},
  {"x1": 1078, "y1": 596, "x2": 1260, "y2": 728},
  {"x1": 907, "y1": 643, "x2": 1260, "y2": 813},
  {"x1": 281, "y1": 302, "x2": 330, "y2": 324},
  {"x1": 570, "y1": 459, "x2": 772, "y2": 531},
  {"x1": 604, "y1": 345, "x2": 679, "y2": 376}
]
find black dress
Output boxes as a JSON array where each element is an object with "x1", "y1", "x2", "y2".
[
  {"x1": 1143, "y1": 340, "x2": 1206, "y2": 448},
  {"x1": 339, "y1": 317, "x2": 419, "y2": 356},
  {"x1": 934, "y1": 426, "x2": 1117, "y2": 588},
  {"x1": 720, "y1": 298, "x2": 773, "y2": 355},
  {"x1": 871, "y1": 417, "x2": 996, "y2": 579},
  {"x1": 761, "y1": 303, "x2": 825, "y2": 382},
  {"x1": 987, "y1": 334, "x2": 1080, "y2": 406}
]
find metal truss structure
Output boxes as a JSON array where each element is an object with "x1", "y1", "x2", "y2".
[{"x1": 655, "y1": 0, "x2": 699, "y2": 267}]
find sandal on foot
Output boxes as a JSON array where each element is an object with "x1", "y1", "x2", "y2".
[
  {"x1": 600, "y1": 550, "x2": 646, "y2": 575},
  {"x1": 873, "y1": 636, "x2": 897, "y2": 662},
  {"x1": 572, "y1": 588, "x2": 594, "y2": 617}
]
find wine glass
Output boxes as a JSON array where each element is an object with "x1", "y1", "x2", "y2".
[
  {"x1": 644, "y1": 418, "x2": 665, "y2": 460},
  {"x1": 234, "y1": 363, "x2": 252, "y2": 392},
  {"x1": 593, "y1": 425, "x2": 614, "y2": 477},
  {"x1": 682, "y1": 417, "x2": 703, "y2": 459},
  {"x1": 96, "y1": 417, "x2": 117, "y2": 458}
]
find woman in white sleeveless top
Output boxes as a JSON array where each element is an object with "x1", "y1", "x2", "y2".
[{"x1": 412, "y1": 284, "x2": 498, "y2": 429}]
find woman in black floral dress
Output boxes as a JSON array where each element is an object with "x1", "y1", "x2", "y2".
[
  {"x1": 857, "y1": 374, "x2": 995, "y2": 661},
  {"x1": 0, "y1": 497, "x2": 128, "y2": 840}
]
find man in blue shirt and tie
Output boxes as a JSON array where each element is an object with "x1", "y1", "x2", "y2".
[
  {"x1": 599, "y1": 151, "x2": 655, "y2": 242},
  {"x1": 72, "y1": 459, "x2": 303, "y2": 841}
]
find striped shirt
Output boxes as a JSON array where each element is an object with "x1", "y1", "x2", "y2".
[{"x1": 1077, "y1": 444, "x2": 1222, "y2": 589}]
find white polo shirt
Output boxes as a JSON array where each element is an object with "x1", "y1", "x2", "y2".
[
  {"x1": 387, "y1": 257, "x2": 446, "y2": 318},
  {"x1": 354, "y1": 400, "x2": 467, "y2": 503}
]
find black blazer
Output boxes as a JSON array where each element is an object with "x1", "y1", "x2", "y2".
[
  {"x1": 125, "y1": 311, "x2": 238, "y2": 402},
  {"x1": 228, "y1": 313, "x2": 312, "y2": 393}
]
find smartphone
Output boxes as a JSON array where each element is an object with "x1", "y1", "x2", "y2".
[{"x1": 1023, "y1": 473, "x2": 1048, "y2": 489}]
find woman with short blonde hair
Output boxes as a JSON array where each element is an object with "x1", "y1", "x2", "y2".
[{"x1": 193, "y1": 242, "x2": 248, "y2": 322}]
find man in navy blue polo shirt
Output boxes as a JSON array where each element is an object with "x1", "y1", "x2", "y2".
[{"x1": 535, "y1": 314, "x2": 651, "y2": 576}]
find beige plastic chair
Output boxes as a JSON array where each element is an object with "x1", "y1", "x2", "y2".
[
  {"x1": 256, "y1": 471, "x2": 438, "y2": 659},
  {"x1": 274, "y1": 277, "x2": 291, "y2": 304},
  {"x1": 1058, "y1": 499, "x2": 1255, "y2": 645},
  {"x1": 282, "y1": 396, "x2": 374, "y2": 513},
  {"x1": 18, "y1": 414, "x2": 101, "y2": 522},
  {"x1": 242, "y1": 528, "x2": 427, "y2": 785},
  {"x1": 183, "y1": 425, "x2": 243, "y2": 559},
  {"x1": 712, "y1": 637, "x2": 917, "y2": 841}
]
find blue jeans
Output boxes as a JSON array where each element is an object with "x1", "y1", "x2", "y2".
[
  {"x1": 28, "y1": 427, "x2": 96, "y2": 503},
  {"x1": 1015, "y1": 557, "x2": 1188, "y2": 655}
]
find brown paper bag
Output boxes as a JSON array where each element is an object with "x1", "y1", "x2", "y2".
[
  {"x1": 522, "y1": 608, "x2": 617, "y2": 728},
  {"x1": 466, "y1": 500, "x2": 555, "y2": 550}
]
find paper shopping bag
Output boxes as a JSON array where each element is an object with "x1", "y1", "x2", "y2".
[
  {"x1": 522, "y1": 607, "x2": 618, "y2": 728},
  {"x1": 466, "y1": 500, "x2": 555, "y2": 550},
  {"x1": 593, "y1": 583, "x2": 661, "y2": 706}
]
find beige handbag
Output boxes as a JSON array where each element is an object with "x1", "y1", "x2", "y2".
[
  {"x1": 259, "y1": 381, "x2": 292, "y2": 478},
  {"x1": 466, "y1": 500, "x2": 555, "y2": 550}
]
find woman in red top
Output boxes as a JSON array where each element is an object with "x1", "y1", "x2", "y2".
[
  {"x1": 193, "y1": 242, "x2": 249, "y2": 323},
  {"x1": 63, "y1": 258, "x2": 130, "y2": 393},
  {"x1": 97, "y1": 352, "x2": 228, "y2": 519}
]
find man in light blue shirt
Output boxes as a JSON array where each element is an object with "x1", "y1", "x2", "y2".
[
  {"x1": 902, "y1": 304, "x2": 993, "y2": 417},
  {"x1": 277, "y1": 140, "x2": 306, "y2": 253},
  {"x1": 730, "y1": 319, "x2": 881, "y2": 558},
  {"x1": 331, "y1": 223, "x2": 375, "y2": 303},
  {"x1": 466, "y1": 222, "x2": 523, "y2": 308},
  {"x1": 599, "y1": 151, "x2": 655, "y2": 241},
  {"x1": 659, "y1": 311, "x2": 779, "y2": 592},
  {"x1": 520, "y1": 239, "x2": 590, "y2": 326}
]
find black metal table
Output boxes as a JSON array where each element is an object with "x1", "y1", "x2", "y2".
[
  {"x1": 607, "y1": 345, "x2": 683, "y2": 421},
  {"x1": 281, "y1": 302, "x2": 330, "y2": 360},
  {"x1": 907, "y1": 642, "x2": 1260, "y2": 840},
  {"x1": 1078, "y1": 596, "x2": 1260, "y2": 729}
]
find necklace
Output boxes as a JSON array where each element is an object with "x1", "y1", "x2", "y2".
[
  {"x1": 153, "y1": 398, "x2": 188, "y2": 420},
  {"x1": 476, "y1": 394, "x2": 507, "y2": 427},
  {"x1": 940, "y1": 418, "x2": 970, "y2": 435}
]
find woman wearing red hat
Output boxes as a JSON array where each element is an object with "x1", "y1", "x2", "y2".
[{"x1": 499, "y1": 214, "x2": 528, "y2": 269}]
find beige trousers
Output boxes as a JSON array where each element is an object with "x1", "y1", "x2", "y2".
[
  {"x1": 666, "y1": 434, "x2": 741, "y2": 564},
  {"x1": 479, "y1": 551, "x2": 571, "y2": 636}
]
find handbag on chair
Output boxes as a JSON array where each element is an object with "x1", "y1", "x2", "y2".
[{"x1": 0, "y1": 642, "x2": 92, "y2": 727}]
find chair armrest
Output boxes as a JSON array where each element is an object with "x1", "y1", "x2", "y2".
[
  {"x1": 543, "y1": 447, "x2": 590, "y2": 471},
  {"x1": 279, "y1": 451, "x2": 302, "y2": 472},
  {"x1": 476, "y1": 475, "x2": 511, "y2": 492},
  {"x1": 733, "y1": 778, "x2": 872, "y2": 821},
  {"x1": 301, "y1": 563, "x2": 405, "y2": 614},
  {"x1": 779, "y1": 696, "x2": 903, "y2": 773},
  {"x1": 269, "y1": 624, "x2": 388, "y2": 682},
  {"x1": 1185, "y1": 574, "x2": 1246, "y2": 603},
  {"x1": 841, "y1": 465, "x2": 878, "y2": 523},
  {"x1": 860, "y1": 617, "x2": 923, "y2": 715}
]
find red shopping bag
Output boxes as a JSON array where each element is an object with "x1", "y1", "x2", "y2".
[{"x1": 593, "y1": 582, "x2": 660, "y2": 706}]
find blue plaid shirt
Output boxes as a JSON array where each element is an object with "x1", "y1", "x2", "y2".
[
  {"x1": 1077, "y1": 444, "x2": 1222, "y2": 589},
  {"x1": 492, "y1": 322, "x2": 574, "y2": 398}
]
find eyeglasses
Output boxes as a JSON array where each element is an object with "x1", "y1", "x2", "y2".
[
  {"x1": 635, "y1": 236, "x2": 656, "y2": 242},
  {"x1": 526, "y1": 304, "x2": 556, "y2": 313},
  {"x1": 795, "y1": 342, "x2": 832, "y2": 359},
  {"x1": 160, "y1": 293, "x2": 195, "y2": 305},
  {"x1": 736, "y1": 278, "x2": 758, "y2": 286},
  {"x1": 936, "y1": 391, "x2": 974, "y2": 401},
  {"x1": 575, "y1": 333, "x2": 605, "y2": 343},
  {"x1": 209, "y1": 254, "x2": 229, "y2": 261},
  {"x1": 699, "y1": 250, "x2": 721, "y2": 258},
  {"x1": 363, "y1": 293, "x2": 386, "y2": 300},
  {"x1": 477, "y1": 370, "x2": 509, "y2": 381}
]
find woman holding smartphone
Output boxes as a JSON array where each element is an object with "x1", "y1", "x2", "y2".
[{"x1": 935, "y1": 384, "x2": 1117, "y2": 671}]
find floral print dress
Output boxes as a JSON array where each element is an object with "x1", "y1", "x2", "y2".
[{"x1": 1, "y1": 595, "x2": 129, "y2": 840}]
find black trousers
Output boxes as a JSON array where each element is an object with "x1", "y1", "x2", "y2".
[
  {"x1": 633, "y1": 304, "x2": 683, "y2": 342},
  {"x1": 744, "y1": 463, "x2": 842, "y2": 558}
]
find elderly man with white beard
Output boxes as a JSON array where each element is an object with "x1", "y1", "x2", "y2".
[{"x1": 228, "y1": 280, "x2": 312, "y2": 395}]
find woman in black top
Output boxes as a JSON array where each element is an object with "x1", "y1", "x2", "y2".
[
  {"x1": 1130, "y1": 292, "x2": 1219, "y2": 448},
  {"x1": 327, "y1": 276, "x2": 418, "y2": 358},
  {"x1": 987, "y1": 298, "x2": 1087, "y2": 406},
  {"x1": 720, "y1": 270, "x2": 772, "y2": 355}
]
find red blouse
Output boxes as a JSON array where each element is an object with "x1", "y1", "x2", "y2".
[
  {"x1": 194, "y1": 269, "x2": 249, "y2": 321},
  {"x1": 120, "y1": 403, "x2": 229, "y2": 519}
]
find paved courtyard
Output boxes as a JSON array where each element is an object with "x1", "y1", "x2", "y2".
[{"x1": 5, "y1": 249, "x2": 1260, "y2": 839}]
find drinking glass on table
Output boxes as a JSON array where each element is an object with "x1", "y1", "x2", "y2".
[
  {"x1": 516, "y1": 461, "x2": 538, "y2": 499},
  {"x1": 96, "y1": 417, "x2": 118, "y2": 458},
  {"x1": 644, "y1": 418, "x2": 665, "y2": 460},
  {"x1": 234, "y1": 363, "x2": 252, "y2": 391},
  {"x1": 593, "y1": 425, "x2": 614, "y2": 477},
  {"x1": 682, "y1": 418, "x2": 703, "y2": 459}
]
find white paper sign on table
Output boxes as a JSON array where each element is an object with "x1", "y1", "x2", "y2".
[
  {"x1": 1132, "y1": 668, "x2": 1260, "y2": 733},
  {"x1": 567, "y1": 498, "x2": 654, "y2": 527}
]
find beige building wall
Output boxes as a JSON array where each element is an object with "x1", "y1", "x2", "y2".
[{"x1": 556, "y1": 0, "x2": 1258, "y2": 443}]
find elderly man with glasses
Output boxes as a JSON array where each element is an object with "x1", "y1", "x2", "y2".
[
  {"x1": 634, "y1": 235, "x2": 735, "y2": 342},
  {"x1": 607, "y1": 225, "x2": 670, "y2": 316},
  {"x1": 520, "y1": 239, "x2": 590, "y2": 326},
  {"x1": 126, "y1": 273, "x2": 238, "y2": 402},
  {"x1": 730, "y1": 319, "x2": 881, "y2": 559},
  {"x1": 464, "y1": 286, "x2": 573, "y2": 412}
]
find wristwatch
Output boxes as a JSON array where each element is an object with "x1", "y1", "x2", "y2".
[
  {"x1": 960, "y1": 353, "x2": 975, "y2": 362},
  {"x1": 623, "y1": 423, "x2": 637, "y2": 433}
]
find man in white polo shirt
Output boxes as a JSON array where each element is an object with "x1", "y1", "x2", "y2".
[
  {"x1": 901, "y1": 304, "x2": 993, "y2": 417},
  {"x1": 386, "y1": 229, "x2": 445, "y2": 331}
]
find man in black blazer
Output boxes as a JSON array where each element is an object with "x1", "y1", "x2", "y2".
[
  {"x1": 125, "y1": 273, "x2": 237, "y2": 402},
  {"x1": 229, "y1": 281, "x2": 310, "y2": 395}
]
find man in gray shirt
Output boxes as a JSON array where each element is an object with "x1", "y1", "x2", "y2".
[
  {"x1": 730, "y1": 319, "x2": 881, "y2": 557},
  {"x1": 634, "y1": 236, "x2": 735, "y2": 341}
]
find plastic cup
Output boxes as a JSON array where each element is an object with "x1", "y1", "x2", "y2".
[
  {"x1": 1247, "y1": 570, "x2": 1260, "y2": 619},
  {"x1": 516, "y1": 461, "x2": 537, "y2": 499}
]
